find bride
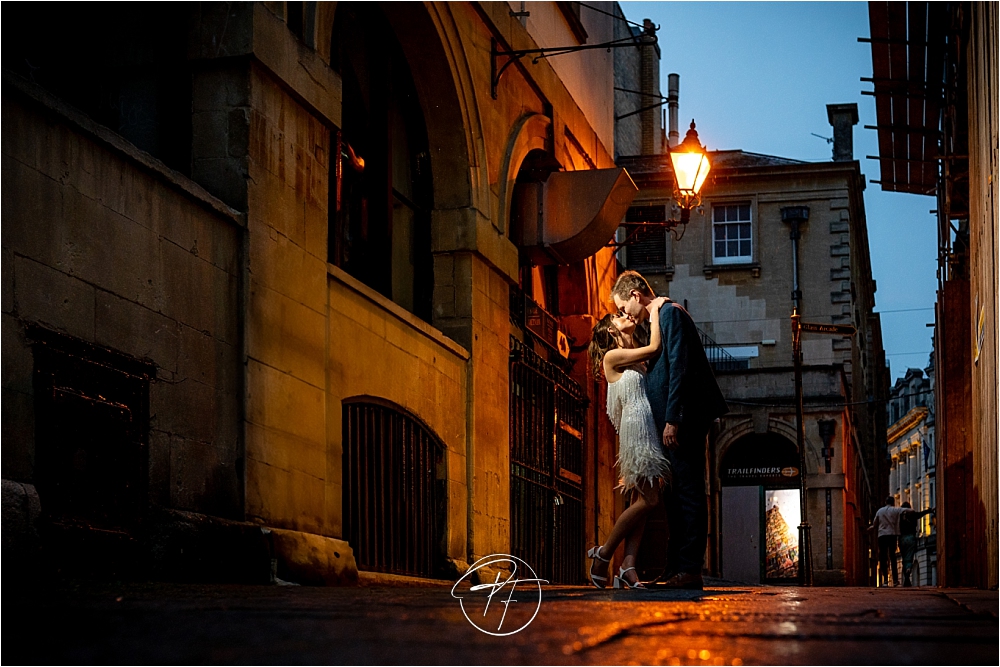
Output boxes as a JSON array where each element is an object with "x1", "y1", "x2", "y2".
[{"x1": 585, "y1": 298, "x2": 671, "y2": 589}]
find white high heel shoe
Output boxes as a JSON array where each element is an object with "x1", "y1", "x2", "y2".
[
  {"x1": 586, "y1": 546, "x2": 610, "y2": 589},
  {"x1": 613, "y1": 566, "x2": 646, "y2": 589}
]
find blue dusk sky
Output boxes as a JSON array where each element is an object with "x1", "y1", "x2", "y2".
[{"x1": 618, "y1": 1, "x2": 937, "y2": 382}]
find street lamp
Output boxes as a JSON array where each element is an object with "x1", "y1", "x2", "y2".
[
  {"x1": 611, "y1": 119, "x2": 711, "y2": 251},
  {"x1": 668, "y1": 120, "x2": 712, "y2": 224}
]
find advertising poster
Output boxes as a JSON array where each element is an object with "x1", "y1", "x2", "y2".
[{"x1": 765, "y1": 489, "x2": 801, "y2": 579}]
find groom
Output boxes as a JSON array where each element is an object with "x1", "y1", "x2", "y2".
[{"x1": 611, "y1": 270, "x2": 728, "y2": 589}]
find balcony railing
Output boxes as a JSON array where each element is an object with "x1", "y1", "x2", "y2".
[{"x1": 699, "y1": 328, "x2": 748, "y2": 372}]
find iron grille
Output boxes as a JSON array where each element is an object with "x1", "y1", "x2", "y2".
[
  {"x1": 343, "y1": 398, "x2": 444, "y2": 578},
  {"x1": 509, "y1": 336, "x2": 587, "y2": 584}
]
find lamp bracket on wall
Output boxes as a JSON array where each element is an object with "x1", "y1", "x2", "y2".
[
  {"x1": 491, "y1": 31, "x2": 657, "y2": 99},
  {"x1": 614, "y1": 87, "x2": 668, "y2": 121}
]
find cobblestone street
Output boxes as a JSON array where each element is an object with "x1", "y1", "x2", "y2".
[{"x1": 5, "y1": 581, "x2": 996, "y2": 665}]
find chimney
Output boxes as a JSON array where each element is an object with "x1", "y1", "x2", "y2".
[
  {"x1": 639, "y1": 19, "x2": 661, "y2": 155},
  {"x1": 826, "y1": 103, "x2": 859, "y2": 162},
  {"x1": 667, "y1": 73, "x2": 680, "y2": 148}
]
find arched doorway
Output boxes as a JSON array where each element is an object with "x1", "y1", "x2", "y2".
[{"x1": 719, "y1": 433, "x2": 802, "y2": 584}]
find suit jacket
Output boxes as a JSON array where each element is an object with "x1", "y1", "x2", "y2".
[{"x1": 645, "y1": 301, "x2": 729, "y2": 434}]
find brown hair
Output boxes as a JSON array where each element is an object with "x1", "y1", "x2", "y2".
[
  {"x1": 587, "y1": 314, "x2": 619, "y2": 379},
  {"x1": 610, "y1": 270, "x2": 654, "y2": 302}
]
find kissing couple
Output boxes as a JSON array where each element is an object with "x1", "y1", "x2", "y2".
[{"x1": 586, "y1": 270, "x2": 728, "y2": 590}]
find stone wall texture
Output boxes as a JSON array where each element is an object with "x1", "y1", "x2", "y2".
[
  {"x1": 2, "y1": 1, "x2": 630, "y2": 585},
  {"x1": 2, "y1": 89, "x2": 244, "y2": 517}
]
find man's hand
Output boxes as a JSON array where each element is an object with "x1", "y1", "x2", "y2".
[{"x1": 662, "y1": 422, "x2": 679, "y2": 449}]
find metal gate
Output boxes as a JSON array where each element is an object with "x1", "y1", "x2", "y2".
[
  {"x1": 342, "y1": 398, "x2": 444, "y2": 578},
  {"x1": 509, "y1": 336, "x2": 587, "y2": 584}
]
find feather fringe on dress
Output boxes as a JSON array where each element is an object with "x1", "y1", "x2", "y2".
[{"x1": 606, "y1": 368, "x2": 671, "y2": 492}]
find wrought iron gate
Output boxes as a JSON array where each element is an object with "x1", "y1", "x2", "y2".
[
  {"x1": 509, "y1": 336, "x2": 587, "y2": 584},
  {"x1": 343, "y1": 398, "x2": 444, "y2": 578}
]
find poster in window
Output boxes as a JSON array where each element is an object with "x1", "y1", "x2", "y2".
[{"x1": 765, "y1": 489, "x2": 800, "y2": 579}]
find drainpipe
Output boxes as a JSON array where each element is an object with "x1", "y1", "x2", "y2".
[
  {"x1": 783, "y1": 206, "x2": 809, "y2": 311},
  {"x1": 237, "y1": 215, "x2": 249, "y2": 520},
  {"x1": 783, "y1": 205, "x2": 810, "y2": 585}
]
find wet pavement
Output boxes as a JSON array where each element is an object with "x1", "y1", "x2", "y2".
[{"x1": 3, "y1": 580, "x2": 997, "y2": 665}]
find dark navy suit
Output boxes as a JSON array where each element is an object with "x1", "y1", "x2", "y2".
[{"x1": 645, "y1": 300, "x2": 728, "y2": 575}]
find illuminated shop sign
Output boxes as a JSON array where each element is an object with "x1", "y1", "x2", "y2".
[
  {"x1": 723, "y1": 466, "x2": 799, "y2": 485},
  {"x1": 720, "y1": 434, "x2": 801, "y2": 487}
]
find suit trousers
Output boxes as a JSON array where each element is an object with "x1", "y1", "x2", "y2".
[{"x1": 665, "y1": 420, "x2": 710, "y2": 575}]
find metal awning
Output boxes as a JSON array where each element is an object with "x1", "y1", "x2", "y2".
[
  {"x1": 515, "y1": 167, "x2": 638, "y2": 265},
  {"x1": 863, "y1": 2, "x2": 948, "y2": 195}
]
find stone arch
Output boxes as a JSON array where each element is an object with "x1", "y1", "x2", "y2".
[
  {"x1": 715, "y1": 417, "x2": 802, "y2": 482},
  {"x1": 321, "y1": 3, "x2": 484, "y2": 218},
  {"x1": 714, "y1": 418, "x2": 754, "y2": 481},
  {"x1": 719, "y1": 431, "x2": 801, "y2": 488},
  {"x1": 767, "y1": 417, "x2": 799, "y2": 446},
  {"x1": 498, "y1": 113, "x2": 552, "y2": 235},
  {"x1": 384, "y1": 3, "x2": 487, "y2": 215}
]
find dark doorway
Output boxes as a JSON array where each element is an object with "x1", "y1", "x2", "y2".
[
  {"x1": 32, "y1": 328, "x2": 153, "y2": 530},
  {"x1": 30, "y1": 327, "x2": 153, "y2": 577}
]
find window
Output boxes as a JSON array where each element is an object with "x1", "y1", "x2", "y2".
[
  {"x1": 329, "y1": 5, "x2": 433, "y2": 322},
  {"x1": 712, "y1": 203, "x2": 752, "y2": 264}
]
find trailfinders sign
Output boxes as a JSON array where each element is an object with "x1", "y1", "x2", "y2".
[
  {"x1": 723, "y1": 465, "x2": 800, "y2": 486},
  {"x1": 720, "y1": 434, "x2": 801, "y2": 487}
]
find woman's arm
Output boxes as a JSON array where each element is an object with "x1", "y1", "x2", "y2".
[{"x1": 604, "y1": 300, "x2": 665, "y2": 371}]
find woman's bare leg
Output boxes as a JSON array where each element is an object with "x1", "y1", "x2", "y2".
[
  {"x1": 619, "y1": 480, "x2": 661, "y2": 584},
  {"x1": 595, "y1": 479, "x2": 661, "y2": 572}
]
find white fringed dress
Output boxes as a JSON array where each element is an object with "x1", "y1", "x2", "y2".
[{"x1": 606, "y1": 367, "x2": 671, "y2": 492}]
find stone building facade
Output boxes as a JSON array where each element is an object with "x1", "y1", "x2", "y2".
[
  {"x1": 886, "y1": 363, "x2": 936, "y2": 586},
  {"x1": 616, "y1": 103, "x2": 888, "y2": 585},
  {"x1": 2, "y1": 1, "x2": 657, "y2": 584},
  {"x1": 867, "y1": 1, "x2": 998, "y2": 589}
]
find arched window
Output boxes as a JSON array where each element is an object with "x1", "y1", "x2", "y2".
[
  {"x1": 342, "y1": 397, "x2": 445, "y2": 578},
  {"x1": 328, "y1": 5, "x2": 433, "y2": 321}
]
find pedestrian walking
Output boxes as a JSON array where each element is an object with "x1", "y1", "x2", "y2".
[
  {"x1": 871, "y1": 496, "x2": 906, "y2": 587},
  {"x1": 898, "y1": 501, "x2": 934, "y2": 587}
]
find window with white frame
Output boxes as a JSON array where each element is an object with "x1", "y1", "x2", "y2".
[{"x1": 712, "y1": 203, "x2": 752, "y2": 264}]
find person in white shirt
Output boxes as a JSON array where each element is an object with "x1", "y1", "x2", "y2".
[{"x1": 871, "y1": 496, "x2": 907, "y2": 587}]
